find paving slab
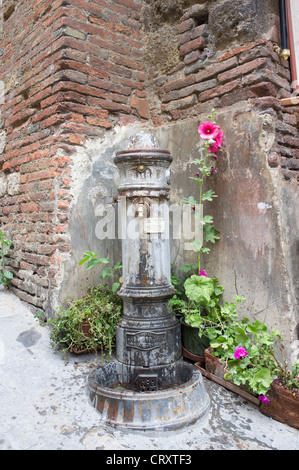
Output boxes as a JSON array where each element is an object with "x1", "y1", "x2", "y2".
[{"x1": 0, "y1": 288, "x2": 298, "y2": 451}]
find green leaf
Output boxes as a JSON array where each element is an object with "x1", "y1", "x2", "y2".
[
  {"x1": 202, "y1": 190, "x2": 218, "y2": 201},
  {"x1": 182, "y1": 196, "x2": 198, "y2": 206},
  {"x1": 204, "y1": 225, "x2": 220, "y2": 243},
  {"x1": 247, "y1": 320, "x2": 267, "y2": 335},
  {"x1": 206, "y1": 327, "x2": 219, "y2": 340},
  {"x1": 254, "y1": 368, "x2": 273, "y2": 389},
  {"x1": 112, "y1": 282, "x2": 120, "y2": 292},
  {"x1": 184, "y1": 275, "x2": 215, "y2": 305},
  {"x1": 86, "y1": 259, "x2": 102, "y2": 270},
  {"x1": 100, "y1": 266, "x2": 113, "y2": 279},
  {"x1": 178, "y1": 263, "x2": 198, "y2": 273},
  {"x1": 202, "y1": 215, "x2": 214, "y2": 224},
  {"x1": 3, "y1": 270, "x2": 13, "y2": 279},
  {"x1": 114, "y1": 261, "x2": 122, "y2": 270},
  {"x1": 191, "y1": 157, "x2": 205, "y2": 164}
]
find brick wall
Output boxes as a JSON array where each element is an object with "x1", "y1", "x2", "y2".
[
  {"x1": 148, "y1": 6, "x2": 299, "y2": 183},
  {"x1": 0, "y1": 0, "x2": 147, "y2": 309}
]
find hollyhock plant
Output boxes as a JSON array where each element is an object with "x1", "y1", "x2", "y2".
[
  {"x1": 181, "y1": 110, "x2": 225, "y2": 333},
  {"x1": 183, "y1": 109, "x2": 223, "y2": 274}
]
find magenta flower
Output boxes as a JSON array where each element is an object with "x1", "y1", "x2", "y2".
[
  {"x1": 208, "y1": 142, "x2": 219, "y2": 154},
  {"x1": 259, "y1": 395, "x2": 270, "y2": 403},
  {"x1": 199, "y1": 270, "x2": 207, "y2": 277},
  {"x1": 198, "y1": 121, "x2": 220, "y2": 140},
  {"x1": 208, "y1": 129, "x2": 223, "y2": 154},
  {"x1": 210, "y1": 168, "x2": 217, "y2": 174},
  {"x1": 215, "y1": 129, "x2": 223, "y2": 148},
  {"x1": 234, "y1": 346, "x2": 248, "y2": 359}
]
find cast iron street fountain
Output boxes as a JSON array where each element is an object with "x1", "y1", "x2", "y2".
[{"x1": 88, "y1": 132, "x2": 210, "y2": 431}]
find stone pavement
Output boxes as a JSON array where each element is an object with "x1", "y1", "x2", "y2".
[{"x1": 0, "y1": 287, "x2": 298, "y2": 451}]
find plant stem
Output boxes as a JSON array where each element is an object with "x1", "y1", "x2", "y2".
[{"x1": 197, "y1": 146, "x2": 208, "y2": 275}]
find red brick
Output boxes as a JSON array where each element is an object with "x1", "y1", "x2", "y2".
[
  {"x1": 88, "y1": 96, "x2": 131, "y2": 114},
  {"x1": 110, "y1": 53, "x2": 144, "y2": 72},
  {"x1": 179, "y1": 36, "x2": 207, "y2": 56},
  {"x1": 220, "y1": 89, "x2": 250, "y2": 107},
  {"x1": 163, "y1": 74, "x2": 196, "y2": 93},
  {"x1": 199, "y1": 79, "x2": 241, "y2": 102},
  {"x1": 218, "y1": 58, "x2": 269, "y2": 83},
  {"x1": 178, "y1": 30, "x2": 192, "y2": 46},
  {"x1": 195, "y1": 56, "x2": 238, "y2": 82},
  {"x1": 86, "y1": 116, "x2": 112, "y2": 128},
  {"x1": 178, "y1": 18, "x2": 195, "y2": 34},
  {"x1": 217, "y1": 39, "x2": 268, "y2": 62},
  {"x1": 3, "y1": 205, "x2": 19, "y2": 214},
  {"x1": 130, "y1": 96, "x2": 150, "y2": 119},
  {"x1": 20, "y1": 202, "x2": 40, "y2": 213}
]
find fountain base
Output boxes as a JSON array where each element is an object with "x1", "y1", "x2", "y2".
[{"x1": 88, "y1": 360, "x2": 210, "y2": 432}]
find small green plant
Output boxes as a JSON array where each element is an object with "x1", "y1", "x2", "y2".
[
  {"x1": 46, "y1": 285, "x2": 122, "y2": 356},
  {"x1": 210, "y1": 317, "x2": 299, "y2": 399},
  {"x1": 79, "y1": 252, "x2": 122, "y2": 292},
  {"x1": 0, "y1": 230, "x2": 13, "y2": 287}
]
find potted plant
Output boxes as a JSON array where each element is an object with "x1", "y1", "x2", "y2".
[
  {"x1": 206, "y1": 315, "x2": 299, "y2": 429},
  {"x1": 45, "y1": 285, "x2": 122, "y2": 356},
  {"x1": 259, "y1": 348, "x2": 299, "y2": 430},
  {"x1": 180, "y1": 274, "x2": 225, "y2": 360}
]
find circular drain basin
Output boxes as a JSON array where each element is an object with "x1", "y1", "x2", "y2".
[{"x1": 88, "y1": 361, "x2": 210, "y2": 432}]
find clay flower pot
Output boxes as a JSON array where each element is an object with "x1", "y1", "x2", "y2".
[
  {"x1": 204, "y1": 346, "x2": 228, "y2": 379},
  {"x1": 260, "y1": 382, "x2": 299, "y2": 430},
  {"x1": 202, "y1": 347, "x2": 260, "y2": 405}
]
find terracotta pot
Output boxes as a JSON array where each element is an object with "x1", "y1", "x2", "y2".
[
  {"x1": 82, "y1": 322, "x2": 92, "y2": 337},
  {"x1": 203, "y1": 347, "x2": 260, "y2": 405},
  {"x1": 204, "y1": 347, "x2": 228, "y2": 379},
  {"x1": 260, "y1": 382, "x2": 299, "y2": 430},
  {"x1": 71, "y1": 322, "x2": 98, "y2": 355}
]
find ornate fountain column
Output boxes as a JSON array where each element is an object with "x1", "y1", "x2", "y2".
[{"x1": 114, "y1": 132, "x2": 181, "y2": 390}]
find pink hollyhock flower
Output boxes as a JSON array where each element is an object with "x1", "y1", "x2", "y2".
[
  {"x1": 215, "y1": 129, "x2": 223, "y2": 148},
  {"x1": 234, "y1": 346, "x2": 248, "y2": 359},
  {"x1": 199, "y1": 270, "x2": 207, "y2": 277},
  {"x1": 258, "y1": 395, "x2": 270, "y2": 404},
  {"x1": 208, "y1": 129, "x2": 223, "y2": 154},
  {"x1": 208, "y1": 142, "x2": 219, "y2": 154},
  {"x1": 210, "y1": 168, "x2": 217, "y2": 174},
  {"x1": 198, "y1": 121, "x2": 220, "y2": 140}
]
